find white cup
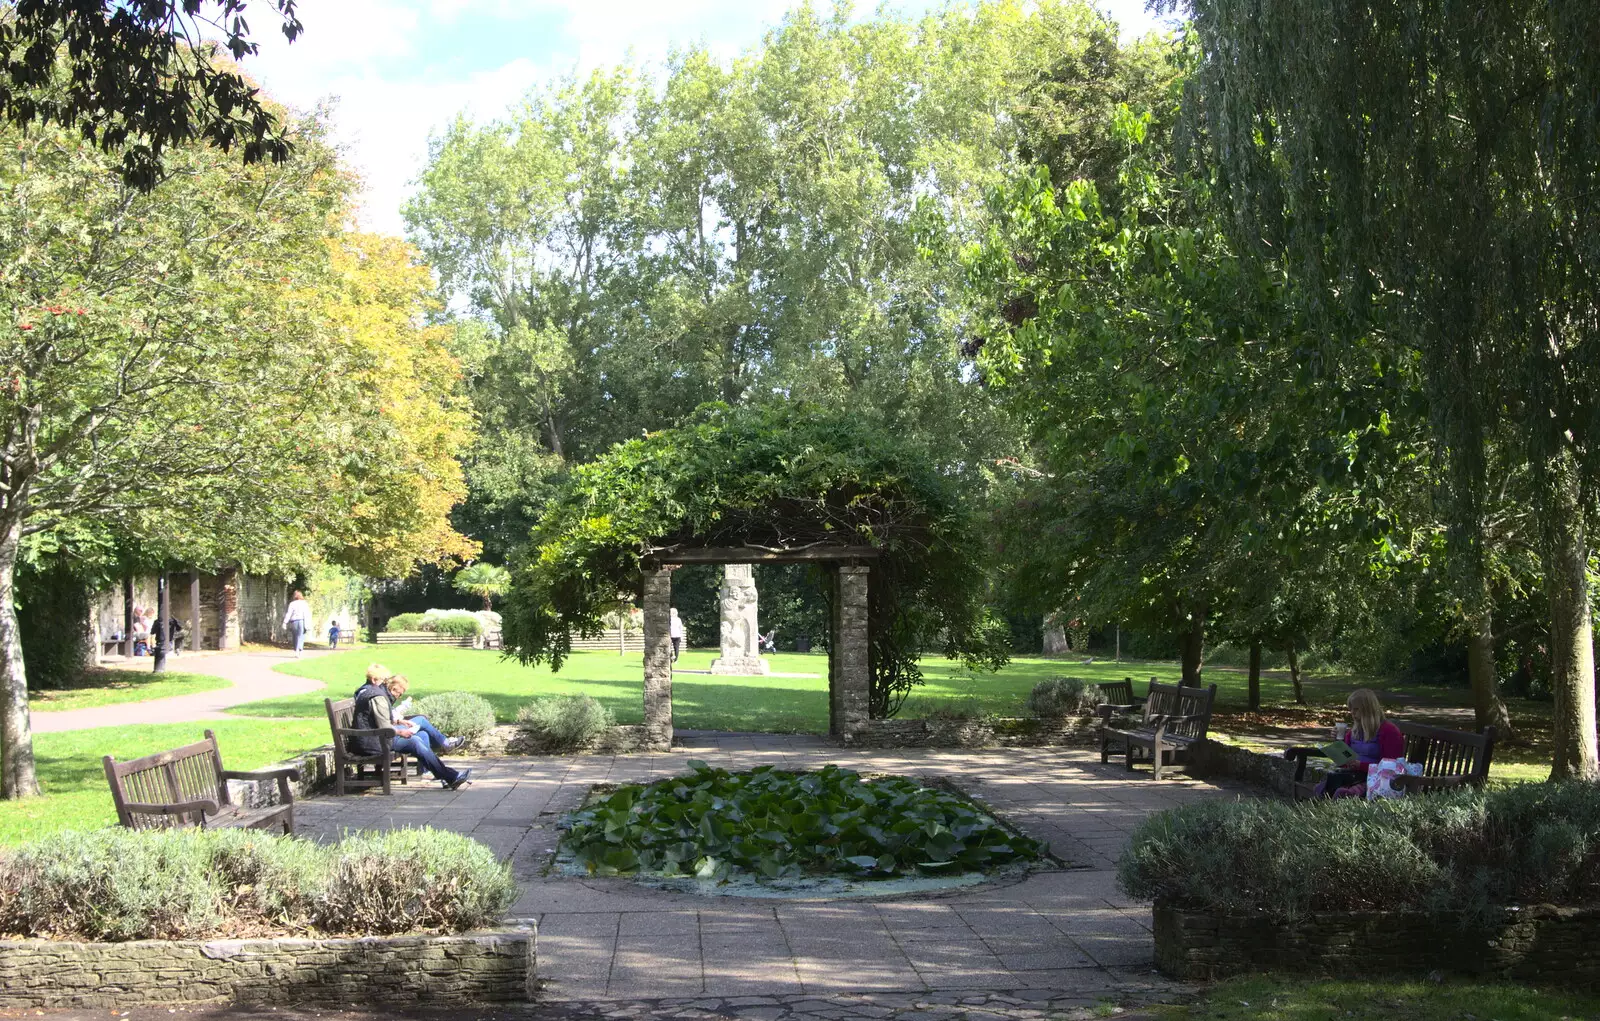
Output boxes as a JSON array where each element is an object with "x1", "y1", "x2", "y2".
[{"x1": 1334, "y1": 722, "x2": 1348, "y2": 741}]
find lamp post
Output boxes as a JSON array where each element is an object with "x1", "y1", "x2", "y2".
[{"x1": 153, "y1": 573, "x2": 169, "y2": 673}]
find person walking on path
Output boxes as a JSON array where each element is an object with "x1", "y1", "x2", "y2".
[
  {"x1": 669, "y1": 608, "x2": 684, "y2": 662},
  {"x1": 282, "y1": 590, "x2": 312, "y2": 658}
]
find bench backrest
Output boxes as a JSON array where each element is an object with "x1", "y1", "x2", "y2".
[
  {"x1": 326, "y1": 695, "x2": 359, "y2": 734},
  {"x1": 1398, "y1": 721, "x2": 1496, "y2": 783},
  {"x1": 103, "y1": 730, "x2": 229, "y2": 829},
  {"x1": 1097, "y1": 678, "x2": 1145, "y2": 706},
  {"x1": 1143, "y1": 681, "x2": 1218, "y2": 741}
]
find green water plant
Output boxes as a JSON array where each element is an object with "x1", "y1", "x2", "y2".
[{"x1": 559, "y1": 761, "x2": 1042, "y2": 881}]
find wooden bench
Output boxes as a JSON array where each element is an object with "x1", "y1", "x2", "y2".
[
  {"x1": 103, "y1": 730, "x2": 298, "y2": 833},
  {"x1": 1100, "y1": 681, "x2": 1218, "y2": 779},
  {"x1": 325, "y1": 696, "x2": 410, "y2": 795},
  {"x1": 1285, "y1": 721, "x2": 1497, "y2": 799}
]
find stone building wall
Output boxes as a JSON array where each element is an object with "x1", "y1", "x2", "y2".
[
  {"x1": 1154, "y1": 899, "x2": 1600, "y2": 987},
  {"x1": 93, "y1": 571, "x2": 356, "y2": 655},
  {"x1": 0, "y1": 927, "x2": 536, "y2": 1008}
]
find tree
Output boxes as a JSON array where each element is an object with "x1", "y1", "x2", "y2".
[
  {"x1": 0, "y1": 118, "x2": 476, "y2": 797},
  {"x1": 453, "y1": 562, "x2": 510, "y2": 611},
  {"x1": 1, "y1": 1, "x2": 304, "y2": 189},
  {"x1": 1174, "y1": 0, "x2": 1600, "y2": 777}
]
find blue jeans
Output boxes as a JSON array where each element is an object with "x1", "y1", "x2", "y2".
[
  {"x1": 392, "y1": 727, "x2": 458, "y2": 783},
  {"x1": 288, "y1": 619, "x2": 305, "y2": 652},
  {"x1": 406, "y1": 714, "x2": 450, "y2": 748}
]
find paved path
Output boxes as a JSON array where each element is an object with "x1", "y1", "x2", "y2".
[
  {"x1": 33, "y1": 649, "x2": 334, "y2": 733},
  {"x1": 296, "y1": 733, "x2": 1248, "y2": 1005}
]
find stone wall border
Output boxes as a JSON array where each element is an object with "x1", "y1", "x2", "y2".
[
  {"x1": 1154, "y1": 898, "x2": 1600, "y2": 987},
  {"x1": 1181, "y1": 737, "x2": 1308, "y2": 796},
  {"x1": 0, "y1": 923, "x2": 537, "y2": 1009}
]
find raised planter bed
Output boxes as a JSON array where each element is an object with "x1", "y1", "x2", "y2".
[
  {"x1": 0, "y1": 924, "x2": 536, "y2": 1009},
  {"x1": 1154, "y1": 898, "x2": 1600, "y2": 988}
]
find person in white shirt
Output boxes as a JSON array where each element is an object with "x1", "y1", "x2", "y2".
[
  {"x1": 281, "y1": 590, "x2": 312, "y2": 658},
  {"x1": 669, "y1": 608, "x2": 685, "y2": 662}
]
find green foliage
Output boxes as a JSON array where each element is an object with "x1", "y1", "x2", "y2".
[
  {"x1": 452, "y1": 562, "x2": 511, "y2": 610},
  {"x1": 385, "y1": 612, "x2": 428, "y2": 632},
  {"x1": 16, "y1": 561, "x2": 93, "y2": 689},
  {"x1": 0, "y1": 827, "x2": 515, "y2": 940},
  {"x1": 560, "y1": 762, "x2": 1042, "y2": 881},
  {"x1": 1024, "y1": 677, "x2": 1104, "y2": 718},
  {"x1": 515, "y1": 694, "x2": 615, "y2": 751},
  {"x1": 1117, "y1": 782, "x2": 1600, "y2": 921},
  {"x1": 425, "y1": 615, "x2": 483, "y2": 638},
  {"x1": 502, "y1": 402, "x2": 1007, "y2": 717},
  {"x1": 413, "y1": 691, "x2": 496, "y2": 746}
]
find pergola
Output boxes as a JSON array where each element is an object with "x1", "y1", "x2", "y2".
[{"x1": 635, "y1": 543, "x2": 881, "y2": 751}]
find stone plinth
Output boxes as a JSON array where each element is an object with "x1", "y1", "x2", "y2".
[
  {"x1": 830, "y1": 564, "x2": 870, "y2": 741},
  {"x1": 1154, "y1": 899, "x2": 1600, "y2": 988},
  {"x1": 641, "y1": 567, "x2": 674, "y2": 750},
  {"x1": 709, "y1": 564, "x2": 770, "y2": 675},
  {"x1": 0, "y1": 926, "x2": 536, "y2": 1008}
]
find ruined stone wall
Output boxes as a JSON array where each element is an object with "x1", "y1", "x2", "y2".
[{"x1": 0, "y1": 927, "x2": 536, "y2": 1008}]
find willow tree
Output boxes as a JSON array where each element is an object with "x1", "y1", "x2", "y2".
[{"x1": 1172, "y1": 0, "x2": 1600, "y2": 777}]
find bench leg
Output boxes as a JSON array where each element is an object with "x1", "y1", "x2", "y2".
[
  {"x1": 1100, "y1": 729, "x2": 1110, "y2": 764},
  {"x1": 1152, "y1": 742, "x2": 1164, "y2": 780},
  {"x1": 282, "y1": 806, "x2": 294, "y2": 835},
  {"x1": 380, "y1": 754, "x2": 392, "y2": 796},
  {"x1": 1124, "y1": 742, "x2": 1135, "y2": 771}
]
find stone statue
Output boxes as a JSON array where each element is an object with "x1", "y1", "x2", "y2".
[{"x1": 710, "y1": 564, "x2": 771, "y2": 675}]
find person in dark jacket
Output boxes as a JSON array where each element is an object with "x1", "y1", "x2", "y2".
[{"x1": 352, "y1": 664, "x2": 471, "y2": 790}]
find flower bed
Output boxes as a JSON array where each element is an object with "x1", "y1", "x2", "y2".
[
  {"x1": 560, "y1": 762, "x2": 1042, "y2": 882},
  {"x1": 1120, "y1": 782, "x2": 1600, "y2": 985}
]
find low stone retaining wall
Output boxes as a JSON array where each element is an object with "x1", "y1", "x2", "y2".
[
  {"x1": 854, "y1": 717, "x2": 996, "y2": 748},
  {"x1": 993, "y1": 714, "x2": 1098, "y2": 748},
  {"x1": 1154, "y1": 899, "x2": 1600, "y2": 987},
  {"x1": 228, "y1": 745, "x2": 338, "y2": 809},
  {"x1": 502, "y1": 724, "x2": 656, "y2": 756},
  {"x1": 0, "y1": 925, "x2": 536, "y2": 1009},
  {"x1": 1181, "y1": 738, "x2": 1308, "y2": 796}
]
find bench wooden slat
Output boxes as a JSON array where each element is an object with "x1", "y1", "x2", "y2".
[{"x1": 104, "y1": 730, "x2": 294, "y2": 834}]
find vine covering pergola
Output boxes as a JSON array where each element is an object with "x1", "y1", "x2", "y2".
[{"x1": 500, "y1": 403, "x2": 1006, "y2": 749}]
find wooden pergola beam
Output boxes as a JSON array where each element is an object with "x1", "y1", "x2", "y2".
[{"x1": 646, "y1": 545, "x2": 881, "y2": 565}]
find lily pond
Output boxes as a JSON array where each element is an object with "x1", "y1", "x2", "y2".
[{"x1": 555, "y1": 762, "x2": 1046, "y2": 897}]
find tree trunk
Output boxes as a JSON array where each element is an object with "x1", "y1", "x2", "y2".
[
  {"x1": 1247, "y1": 641, "x2": 1262, "y2": 711},
  {"x1": 1546, "y1": 461, "x2": 1599, "y2": 780},
  {"x1": 1178, "y1": 611, "x2": 1205, "y2": 685},
  {"x1": 1286, "y1": 642, "x2": 1304, "y2": 704},
  {"x1": 1465, "y1": 605, "x2": 1514, "y2": 740},
  {"x1": 0, "y1": 516, "x2": 39, "y2": 797}
]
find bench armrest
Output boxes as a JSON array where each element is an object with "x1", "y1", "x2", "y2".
[
  {"x1": 1147, "y1": 713, "x2": 1209, "y2": 726},
  {"x1": 223, "y1": 767, "x2": 302, "y2": 782},
  {"x1": 1096, "y1": 703, "x2": 1139, "y2": 721},
  {"x1": 122, "y1": 798, "x2": 220, "y2": 818}
]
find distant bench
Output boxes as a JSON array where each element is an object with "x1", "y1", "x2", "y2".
[{"x1": 1100, "y1": 681, "x2": 1218, "y2": 780}]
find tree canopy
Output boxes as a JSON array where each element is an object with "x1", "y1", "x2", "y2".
[{"x1": 501, "y1": 402, "x2": 1008, "y2": 718}]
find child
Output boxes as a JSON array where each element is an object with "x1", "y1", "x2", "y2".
[
  {"x1": 1317, "y1": 688, "x2": 1406, "y2": 798},
  {"x1": 328, "y1": 619, "x2": 341, "y2": 649}
]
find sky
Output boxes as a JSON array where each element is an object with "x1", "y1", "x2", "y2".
[{"x1": 240, "y1": 1, "x2": 1180, "y2": 237}]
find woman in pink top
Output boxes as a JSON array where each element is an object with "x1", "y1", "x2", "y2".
[{"x1": 1316, "y1": 688, "x2": 1404, "y2": 798}]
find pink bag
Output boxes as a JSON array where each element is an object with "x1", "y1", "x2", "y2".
[{"x1": 1366, "y1": 758, "x2": 1407, "y2": 800}]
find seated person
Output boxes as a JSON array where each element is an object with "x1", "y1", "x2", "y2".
[
  {"x1": 758, "y1": 629, "x2": 776, "y2": 653},
  {"x1": 1315, "y1": 687, "x2": 1405, "y2": 798},
  {"x1": 131, "y1": 613, "x2": 150, "y2": 656},
  {"x1": 351, "y1": 665, "x2": 471, "y2": 790},
  {"x1": 384, "y1": 675, "x2": 464, "y2": 751}
]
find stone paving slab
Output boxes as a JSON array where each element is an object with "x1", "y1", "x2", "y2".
[{"x1": 294, "y1": 733, "x2": 1247, "y2": 1004}]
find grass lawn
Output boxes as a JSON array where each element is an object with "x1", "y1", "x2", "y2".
[
  {"x1": 28, "y1": 669, "x2": 231, "y2": 712},
  {"x1": 1152, "y1": 973, "x2": 1600, "y2": 1020},
  {"x1": 0, "y1": 718, "x2": 329, "y2": 845},
  {"x1": 230, "y1": 646, "x2": 1193, "y2": 732}
]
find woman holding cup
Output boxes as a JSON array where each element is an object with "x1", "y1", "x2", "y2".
[{"x1": 1315, "y1": 688, "x2": 1405, "y2": 798}]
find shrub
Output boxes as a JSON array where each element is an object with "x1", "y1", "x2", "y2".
[
  {"x1": 561, "y1": 761, "x2": 1043, "y2": 880},
  {"x1": 516, "y1": 695, "x2": 614, "y2": 751},
  {"x1": 0, "y1": 827, "x2": 514, "y2": 941},
  {"x1": 1025, "y1": 676, "x2": 1104, "y2": 717},
  {"x1": 384, "y1": 612, "x2": 427, "y2": 632},
  {"x1": 426, "y1": 615, "x2": 482, "y2": 637},
  {"x1": 415, "y1": 691, "x2": 497, "y2": 745},
  {"x1": 1116, "y1": 781, "x2": 1600, "y2": 923}
]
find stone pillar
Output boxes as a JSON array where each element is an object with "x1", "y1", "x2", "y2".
[
  {"x1": 830, "y1": 564, "x2": 870, "y2": 742},
  {"x1": 1043, "y1": 612, "x2": 1069, "y2": 655},
  {"x1": 217, "y1": 565, "x2": 239, "y2": 650},
  {"x1": 710, "y1": 564, "x2": 770, "y2": 675},
  {"x1": 641, "y1": 567, "x2": 674, "y2": 751},
  {"x1": 189, "y1": 570, "x2": 201, "y2": 652}
]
